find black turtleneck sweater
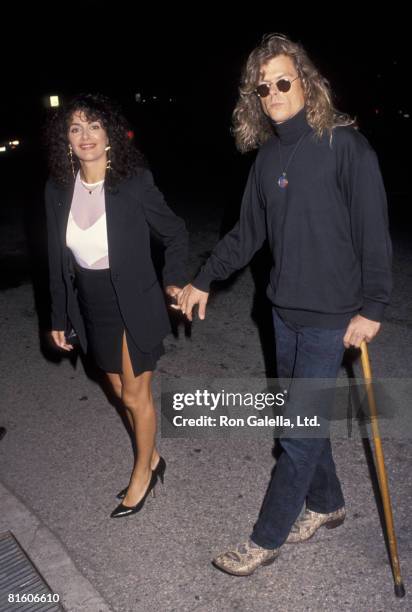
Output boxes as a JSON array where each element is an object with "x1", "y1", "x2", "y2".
[{"x1": 193, "y1": 106, "x2": 392, "y2": 328}]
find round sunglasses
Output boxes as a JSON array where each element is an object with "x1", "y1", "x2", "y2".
[{"x1": 254, "y1": 76, "x2": 300, "y2": 98}]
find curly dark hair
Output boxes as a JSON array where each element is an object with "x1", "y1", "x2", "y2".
[{"x1": 44, "y1": 93, "x2": 147, "y2": 188}]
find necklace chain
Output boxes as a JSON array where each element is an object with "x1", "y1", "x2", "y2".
[
  {"x1": 277, "y1": 131, "x2": 310, "y2": 189},
  {"x1": 80, "y1": 177, "x2": 104, "y2": 195}
]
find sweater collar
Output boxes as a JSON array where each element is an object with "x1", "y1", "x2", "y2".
[{"x1": 270, "y1": 106, "x2": 312, "y2": 144}]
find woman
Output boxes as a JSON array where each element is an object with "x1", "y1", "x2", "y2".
[{"x1": 44, "y1": 93, "x2": 188, "y2": 518}]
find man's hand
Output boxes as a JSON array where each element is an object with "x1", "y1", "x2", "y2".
[
  {"x1": 343, "y1": 314, "x2": 381, "y2": 349},
  {"x1": 175, "y1": 284, "x2": 209, "y2": 321}
]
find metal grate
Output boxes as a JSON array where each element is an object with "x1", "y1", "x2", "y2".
[{"x1": 0, "y1": 531, "x2": 64, "y2": 611}]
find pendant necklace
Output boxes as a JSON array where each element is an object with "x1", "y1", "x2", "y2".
[
  {"x1": 277, "y1": 131, "x2": 311, "y2": 189},
  {"x1": 80, "y1": 178, "x2": 104, "y2": 195}
]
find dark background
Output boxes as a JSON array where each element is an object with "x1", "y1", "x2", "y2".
[{"x1": 0, "y1": 9, "x2": 410, "y2": 292}]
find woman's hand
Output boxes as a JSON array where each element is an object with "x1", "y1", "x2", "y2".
[
  {"x1": 165, "y1": 285, "x2": 182, "y2": 299},
  {"x1": 51, "y1": 330, "x2": 74, "y2": 351},
  {"x1": 165, "y1": 285, "x2": 182, "y2": 309}
]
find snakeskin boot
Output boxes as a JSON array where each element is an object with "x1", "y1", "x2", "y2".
[
  {"x1": 212, "y1": 540, "x2": 280, "y2": 576},
  {"x1": 286, "y1": 507, "x2": 346, "y2": 543}
]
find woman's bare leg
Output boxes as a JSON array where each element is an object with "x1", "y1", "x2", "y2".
[
  {"x1": 118, "y1": 331, "x2": 160, "y2": 505},
  {"x1": 105, "y1": 369, "x2": 160, "y2": 470},
  {"x1": 106, "y1": 372, "x2": 134, "y2": 432}
]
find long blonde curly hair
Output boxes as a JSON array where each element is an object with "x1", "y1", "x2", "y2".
[{"x1": 232, "y1": 33, "x2": 356, "y2": 152}]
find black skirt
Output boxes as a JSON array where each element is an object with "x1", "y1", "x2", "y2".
[{"x1": 73, "y1": 260, "x2": 165, "y2": 377}]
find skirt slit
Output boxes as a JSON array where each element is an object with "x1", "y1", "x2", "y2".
[{"x1": 72, "y1": 260, "x2": 164, "y2": 377}]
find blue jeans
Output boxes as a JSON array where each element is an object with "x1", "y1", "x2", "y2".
[{"x1": 251, "y1": 308, "x2": 347, "y2": 549}]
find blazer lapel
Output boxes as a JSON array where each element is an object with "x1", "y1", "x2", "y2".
[
  {"x1": 54, "y1": 180, "x2": 76, "y2": 273},
  {"x1": 55, "y1": 180, "x2": 75, "y2": 241}
]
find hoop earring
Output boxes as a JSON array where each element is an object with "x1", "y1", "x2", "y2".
[
  {"x1": 105, "y1": 145, "x2": 112, "y2": 171},
  {"x1": 68, "y1": 144, "x2": 75, "y2": 179}
]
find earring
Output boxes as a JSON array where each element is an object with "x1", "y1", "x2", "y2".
[
  {"x1": 68, "y1": 144, "x2": 75, "y2": 179},
  {"x1": 105, "y1": 145, "x2": 111, "y2": 171}
]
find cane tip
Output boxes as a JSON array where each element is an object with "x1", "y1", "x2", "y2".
[{"x1": 394, "y1": 582, "x2": 406, "y2": 598}]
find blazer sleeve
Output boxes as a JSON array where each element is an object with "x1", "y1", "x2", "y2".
[
  {"x1": 139, "y1": 169, "x2": 189, "y2": 288},
  {"x1": 45, "y1": 180, "x2": 67, "y2": 329}
]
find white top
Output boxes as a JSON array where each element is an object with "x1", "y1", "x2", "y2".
[
  {"x1": 81, "y1": 179, "x2": 105, "y2": 188},
  {"x1": 66, "y1": 172, "x2": 109, "y2": 269}
]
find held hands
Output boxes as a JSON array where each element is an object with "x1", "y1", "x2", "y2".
[
  {"x1": 343, "y1": 314, "x2": 381, "y2": 349},
  {"x1": 51, "y1": 330, "x2": 74, "y2": 351},
  {"x1": 169, "y1": 283, "x2": 209, "y2": 321}
]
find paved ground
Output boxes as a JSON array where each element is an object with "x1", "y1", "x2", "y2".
[{"x1": 0, "y1": 205, "x2": 411, "y2": 611}]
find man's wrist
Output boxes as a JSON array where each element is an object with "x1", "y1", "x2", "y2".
[
  {"x1": 359, "y1": 299, "x2": 386, "y2": 323},
  {"x1": 192, "y1": 269, "x2": 213, "y2": 292},
  {"x1": 163, "y1": 276, "x2": 188, "y2": 290}
]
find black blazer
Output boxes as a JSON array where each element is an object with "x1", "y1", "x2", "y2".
[{"x1": 45, "y1": 169, "x2": 188, "y2": 352}]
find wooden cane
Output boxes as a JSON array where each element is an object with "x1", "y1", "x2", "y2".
[{"x1": 359, "y1": 340, "x2": 405, "y2": 597}]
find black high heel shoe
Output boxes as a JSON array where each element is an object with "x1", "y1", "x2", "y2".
[
  {"x1": 116, "y1": 456, "x2": 166, "y2": 500},
  {"x1": 153, "y1": 456, "x2": 166, "y2": 484},
  {"x1": 110, "y1": 471, "x2": 158, "y2": 518}
]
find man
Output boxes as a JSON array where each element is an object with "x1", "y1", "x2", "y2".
[{"x1": 176, "y1": 33, "x2": 392, "y2": 576}]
